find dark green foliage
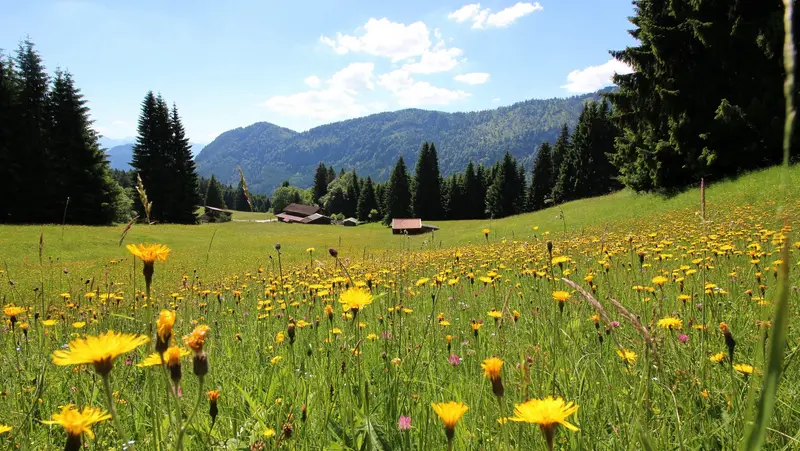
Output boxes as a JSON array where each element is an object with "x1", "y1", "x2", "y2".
[
  {"x1": 205, "y1": 175, "x2": 226, "y2": 209},
  {"x1": 312, "y1": 162, "x2": 329, "y2": 205},
  {"x1": 528, "y1": 142, "x2": 554, "y2": 211},
  {"x1": 0, "y1": 40, "x2": 127, "y2": 224},
  {"x1": 383, "y1": 156, "x2": 412, "y2": 224},
  {"x1": 234, "y1": 180, "x2": 249, "y2": 211},
  {"x1": 131, "y1": 93, "x2": 199, "y2": 224},
  {"x1": 356, "y1": 177, "x2": 378, "y2": 222},
  {"x1": 443, "y1": 175, "x2": 464, "y2": 220},
  {"x1": 411, "y1": 141, "x2": 443, "y2": 220},
  {"x1": 345, "y1": 169, "x2": 360, "y2": 218},
  {"x1": 195, "y1": 92, "x2": 601, "y2": 193},
  {"x1": 553, "y1": 101, "x2": 619, "y2": 202},
  {"x1": 485, "y1": 152, "x2": 525, "y2": 218},
  {"x1": 270, "y1": 185, "x2": 312, "y2": 214},
  {"x1": 461, "y1": 161, "x2": 484, "y2": 220},
  {"x1": 551, "y1": 124, "x2": 569, "y2": 185},
  {"x1": 608, "y1": 0, "x2": 799, "y2": 191},
  {"x1": 48, "y1": 70, "x2": 121, "y2": 224}
]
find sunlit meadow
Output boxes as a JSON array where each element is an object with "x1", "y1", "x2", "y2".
[{"x1": 1, "y1": 165, "x2": 799, "y2": 450}]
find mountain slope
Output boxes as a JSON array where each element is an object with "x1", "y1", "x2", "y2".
[
  {"x1": 104, "y1": 143, "x2": 207, "y2": 170},
  {"x1": 195, "y1": 92, "x2": 602, "y2": 194}
]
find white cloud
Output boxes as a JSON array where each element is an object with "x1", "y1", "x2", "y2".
[
  {"x1": 561, "y1": 59, "x2": 633, "y2": 93},
  {"x1": 448, "y1": 2, "x2": 542, "y2": 29},
  {"x1": 448, "y1": 3, "x2": 482, "y2": 23},
  {"x1": 454, "y1": 72, "x2": 490, "y2": 85},
  {"x1": 402, "y1": 47, "x2": 464, "y2": 74},
  {"x1": 327, "y1": 62, "x2": 375, "y2": 93},
  {"x1": 319, "y1": 18, "x2": 431, "y2": 62},
  {"x1": 378, "y1": 69, "x2": 470, "y2": 107},
  {"x1": 304, "y1": 75, "x2": 322, "y2": 88},
  {"x1": 492, "y1": 97, "x2": 501, "y2": 102},
  {"x1": 264, "y1": 63, "x2": 376, "y2": 121}
]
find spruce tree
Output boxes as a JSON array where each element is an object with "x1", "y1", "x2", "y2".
[
  {"x1": 167, "y1": 103, "x2": 199, "y2": 223},
  {"x1": 383, "y1": 156, "x2": 412, "y2": 224},
  {"x1": 205, "y1": 175, "x2": 226, "y2": 209},
  {"x1": 234, "y1": 180, "x2": 249, "y2": 211},
  {"x1": 12, "y1": 40, "x2": 53, "y2": 222},
  {"x1": 345, "y1": 169, "x2": 360, "y2": 218},
  {"x1": 462, "y1": 161, "x2": 483, "y2": 219},
  {"x1": 0, "y1": 53, "x2": 18, "y2": 222},
  {"x1": 48, "y1": 70, "x2": 122, "y2": 224},
  {"x1": 312, "y1": 162, "x2": 329, "y2": 205},
  {"x1": 485, "y1": 152, "x2": 522, "y2": 218},
  {"x1": 445, "y1": 175, "x2": 464, "y2": 220},
  {"x1": 326, "y1": 166, "x2": 336, "y2": 184},
  {"x1": 356, "y1": 176, "x2": 378, "y2": 222},
  {"x1": 528, "y1": 142, "x2": 554, "y2": 211},
  {"x1": 551, "y1": 124, "x2": 569, "y2": 186},
  {"x1": 131, "y1": 92, "x2": 163, "y2": 220},
  {"x1": 411, "y1": 141, "x2": 443, "y2": 220}
]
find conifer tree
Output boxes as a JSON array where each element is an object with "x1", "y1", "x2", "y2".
[
  {"x1": 48, "y1": 70, "x2": 122, "y2": 224},
  {"x1": 356, "y1": 176, "x2": 378, "y2": 222},
  {"x1": 167, "y1": 103, "x2": 199, "y2": 223},
  {"x1": 234, "y1": 180, "x2": 249, "y2": 211},
  {"x1": 445, "y1": 175, "x2": 463, "y2": 220},
  {"x1": 344, "y1": 169, "x2": 360, "y2": 218},
  {"x1": 462, "y1": 161, "x2": 483, "y2": 219},
  {"x1": 312, "y1": 162, "x2": 329, "y2": 205},
  {"x1": 485, "y1": 152, "x2": 522, "y2": 218},
  {"x1": 326, "y1": 165, "x2": 336, "y2": 184},
  {"x1": 551, "y1": 124, "x2": 569, "y2": 186},
  {"x1": 12, "y1": 40, "x2": 53, "y2": 222},
  {"x1": 0, "y1": 53, "x2": 18, "y2": 222},
  {"x1": 384, "y1": 156, "x2": 412, "y2": 224},
  {"x1": 412, "y1": 141, "x2": 443, "y2": 219},
  {"x1": 528, "y1": 142, "x2": 554, "y2": 211},
  {"x1": 205, "y1": 175, "x2": 226, "y2": 209}
]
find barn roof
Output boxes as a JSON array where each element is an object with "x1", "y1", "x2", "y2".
[
  {"x1": 283, "y1": 203, "x2": 321, "y2": 217},
  {"x1": 391, "y1": 218, "x2": 422, "y2": 229},
  {"x1": 276, "y1": 212, "x2": 306, "y2": 223}
]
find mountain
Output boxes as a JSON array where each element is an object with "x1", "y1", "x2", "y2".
[
  {"x1": 103, "y1": 143, "x2": 206, "y2": 170},
  {"x1": 98, "y1": 136, "x2": 136, "y2": 150},
  {"x1": 195, "y1": 91, "x2": 604, "y2": 194}
]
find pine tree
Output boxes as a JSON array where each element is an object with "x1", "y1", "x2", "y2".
[
  {"x1": 12, "y1": 40, "x2": 53, "y2": 222},
  {"x1": 326, "y1": 166, "x2": 336, "y2": 184},
  {"x1": 312, "y1": 162, "x2": 329, "y2": 205},
  {"x1": 167, "y1": 103, "x2": 199, "y2": 223},
  {"x1": 515, "y1": 164, "x2": 528, "y2": 213},
  {"x1": 383, "y1": 156, "x2": 412, "y2": 224},
  {"x1": 356, "y1": 176, "x2": 378, "y2": 222},
  {"x1": 462, "y1": 161, "x2": 483, "y2": 219},
  {"x1": 234, "y1": 180, "x2": 249, "y2": 211},
  {"x1": 132, "y1": 92, "x2": 163, "y2": 220},
  {"x1": 0, "y1": 53, "x2": 19, "y2": 222},
  {"x1": 344, "y1": 169, "x2": 360, "y2": 218},
  {"x1": 205, "y1": 175, "x2": 226, "y2": 209},
  {"x1": 411, "y1": 141, "x2": 443, "y2": 220},
  {"x1": 445, "y1": 175, "x2": 464, "y2": 220},
  {"x1": 528, "y1": 142, "x2": 554, "y2": 211},
  {"x1": 48, "y1": 70, "x2": 122, "y2": 224},
  {"x1": 485, "y1": 152, "x2": 522, "y2": 218},
  {"x1": 551, "y1": 124, "x2": 569, "y2": 186}
]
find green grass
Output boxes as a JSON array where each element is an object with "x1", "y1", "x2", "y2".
[{"x1": 0, "y1": 164, "x2": 798, "y2": 450}]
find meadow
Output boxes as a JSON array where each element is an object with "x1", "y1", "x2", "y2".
[{"x1": 0, "y1": 164, "x2": 799, "y2": 450}]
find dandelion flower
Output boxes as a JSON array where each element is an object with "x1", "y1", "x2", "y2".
[
  {"x1": 0, "y1": 425, "x2": 11, "y2": 434},
  {"x1": 126, "y1": 243, "x2": 170, "y2": 264},
  {"x1": 156, "y1": 310, "x2": 176, "y2": 352},
  {"x1": 138, "y1": 347, "x2": 190, "y2": 368},
  {"x1": 617, "y1": 349, "x2": 637, "y2": 365},
  {"x1": 709, "y1": 352, "x2": 726, "y2": 364},
  {"x1": 431, "y1": 401, "x2": 468, "y2": 442},
  {"x1": 41, "y1": 405, "x2": 111, "y2": 450},
  {"x1": 552, "y1": 291, "x2": 571, "y2": 302},
  {"x1": 183, "y1": 325, "x2": 210, "y2": 353},
  {"x1": 734, "y1": 363, "x2": 755, "y2": 376},
  {"x1": 52, "y1": 331, "x2": 149, "y2": 376},
  {"x1": 3, "y1": 305, "x2": 25, "y2": 319},
  {"x1": 657, "y1": 317, "x2": 683, "y2": 330},
  {"x1": 508, "y1": 396, "x2": 579, "y2": 450},
  {"x1": 338, "y1": 288, "x2": 373, "y2": 314},
  {"x1": 481, "y1": 357, "x2": 504, "y2": 397},
  {"x1": 651, "y1": 276, "x2": 668, "y2": 286}
]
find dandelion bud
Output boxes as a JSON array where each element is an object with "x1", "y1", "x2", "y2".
[
  {"x1": 287, "y1": 321, "x2": 296, "y2": 344},
  {"x1": 328, "y1": 248, "x2": 338, "y2": 258},
  {"x1": 274, "y1": 243, "x2": 281, "y2": 251},
  {"x1": 720, "y1": 322, "x2": 736, "y2": 365},
  {"x1": 301, "y1": 403, "x2": 307, "y2": 422},
  {"x1": 193, "y1": 353, "x2": 209, "y2": 377},
  {"x1": 546, "y1": 240, "x2": 553, "y2": 255},
  {"x1": 207, "y1": 390, "x2": 220, "y2": 423}
]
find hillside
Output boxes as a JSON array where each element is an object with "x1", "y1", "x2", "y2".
[
  {"x1": 104, "y1": 143, "x2": 206, "y2": 170},
  {"x1": 195, "y1": 92, "x2": 603, "y2": 193}
]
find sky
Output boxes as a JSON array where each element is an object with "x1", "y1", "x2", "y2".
[{"x1": 1, "y1": 0, "x2": 637, "y2": 144}]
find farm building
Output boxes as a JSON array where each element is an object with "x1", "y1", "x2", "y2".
[
  {"x1": 391, "y1": 218, "x2": 439, "y2": 235},
  {"x1": 202, "y1": 205, "x2": 233, "y2": 223},
  {"x1": 342, "y1": 218, "x2": 359, "y2": 227},
  {"x1": 276, "y1": 203, "x2": 331, "y2": 225}
]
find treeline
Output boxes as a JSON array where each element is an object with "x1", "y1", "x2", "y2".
[
  {"x1": 0, "y1": 40, "x2": 130, "y2": 224},
  {"x1": 607, "y1": 0, "x2": 799, "y2": 191},
  {"x1": 286, "y1": 99, "x2": 618, "y2": 222}
]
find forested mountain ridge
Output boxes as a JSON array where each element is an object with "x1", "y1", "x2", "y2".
[{"x1": 195, "y1": 91, "x2": 604, "y2": 193}]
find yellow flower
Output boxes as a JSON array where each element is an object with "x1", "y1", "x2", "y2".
[
  {"x1": 264, "y1": 427, "x2": 276, "y2": 438},
  {"x1": 552, "y1": 256, "x2": 571, "y2": 266},
  {"x1": 415, "y1": 278, "x2": 430, "y2": 287},
  {"x1": 338, "y1": 288, "x2": 374, "y2": 313},
  {"x1": 481, "y1": 357, "x2": 503, "y2": 381},
  {"x1": 657, "y1": 317, "x2": 683, "y2": 330},
  {"x1": 734, "y1": 363, "x2": 755, "y2": 375},
  {"x1": 508, "y1": 396, "x2": 579, "y2": 448},
  {"x1": 431, "y1": 401, "x2": 469, "y2": 437},
  {"x1": 157, "y1": 310, "x2": 176, "y2": 344},
  {"x1": 137, "y1": 347, "x2": 190, "y2": 368},
  {"x1": 72, "y1": 321, "x2": 86, "y2": 329},
  {"x1": 42, "y1": 319, "x2": 57, "y2": 326},
  {"x1": 0, "y1": 424, "x2": 11, "y2": 434},
  {"x1": 41, "y1": 405, "x2": 111, "y2": 439},
  {"x1": 487, "y1": 310, "x2": 502, "y2": 319},
  {"x1": 482, "y1": 228, "x2": 490, "y2": 236},
  {"x1": 709, "y1": 352, "x2": 726, "y2": 364},
  {"x1": 270, "y1": 355, "x2": 282, "y2": 365},
  {"x1": 616, "y1": 349, "x2": 637, "y2": 365},
  {"x1": 306, "y1": 247, "x2": 315, "y2": 253},
  {"x1": 3, "y1": 305, "x2": 26, "y2": 318},
  {"x1": 275, "y1": 331, "x2": 285, "y2": 345},
  {"x1": 651, "y1": 276, "x2": 669, "y2": 286},
  {"x1": 183, "y1": 325, "x2": 210, "y2": 353},
  {"x1": 207, "y1": 389, "x2": 221, "y2": 402},
  {"x1": 52, "y1": 330, "x2": 150, "y2": 376},
  {"x1": 126, "y1": 243, "x2": 170, "y2": 264},
  {"x1": 552, "y1": 291, "x2": 571, "y2": 302}
]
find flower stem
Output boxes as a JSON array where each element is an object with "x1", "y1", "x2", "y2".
[
  {"x1": 176, "y1": 376, "x2": 204, "y2": 451},
  {"x1": 102, "y1": 374, "x2": 130, "y2": 447}
]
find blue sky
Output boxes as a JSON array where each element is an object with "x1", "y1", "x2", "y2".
[{"x1": 2, "y1": 0, "x2": 636, "y2": 144}]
